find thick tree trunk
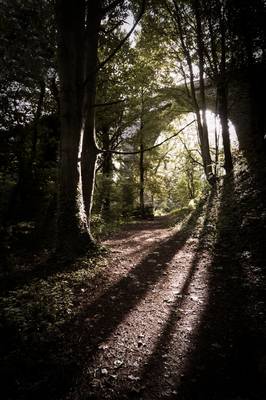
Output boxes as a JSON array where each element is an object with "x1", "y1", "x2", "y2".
[
  {"x1": 56, "y1": 0, "x2": 93, "y2": 256},
  {"x1": 81, "y1": 1, "x2": 102, "y2": 232}
]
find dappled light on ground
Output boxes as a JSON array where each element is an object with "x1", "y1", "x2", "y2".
[
  {"x1": 177, "y1": 177, "x2": 266, "y2": 400},
  {"x1": 63, "y1": 176, "x2": 266, "y2": 400},
  {"x1": 1, "y1": 168, "x2": 266, "y2": 400},
  {"x1": 65, "y1": 198, "x2": 213, "y2": 399},
  {"x1": 1, "y1": 1, "x2": 265, "y2": 399}
]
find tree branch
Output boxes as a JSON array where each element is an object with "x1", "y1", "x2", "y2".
[
  {"x1": 83, "y1": 0, "x2": 146, "y2": 90},
  {"x1": 154, "y1": 147, "x2": 173, "y2": 173},
  {"x1": 98, "y1": 0, "x2": 146, "y2": 70},
  {"x1": 102, "y1": 0, "x2": 125, "y2": 16},
  {"x1": 98, "y1": 119, "x2": 196, "y2": 155},
  {"x1": 93, "y1": 99, "x2": 125, "y2": 107},
  {"x1": 178, "y1": 135, "x2": 204, "y2": 167}
]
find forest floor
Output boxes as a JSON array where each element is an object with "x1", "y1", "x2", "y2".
[{"x1": 1, "y1": 159, "x2": 266, "y2": 400}]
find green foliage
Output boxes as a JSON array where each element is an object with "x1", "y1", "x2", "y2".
[
  {"x1": 1, "y1": 0, "x2": 264, "y2": 255},
  {"x1": 0, "y1": 257, "x2": 106, "y2": 343},
  {"x1": 0, "y1": 0, "x2": 56, "y2": 131},
  {"x1": 91, "y1": 212, "x2": 125, "y2": 240}
]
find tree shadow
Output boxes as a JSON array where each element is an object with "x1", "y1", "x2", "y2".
[
  {"x1": 0, "y1": 214, "x2": 179, "y2": 294},
  {"x1": 124, "y1": 187, "x2": 216, "y2": 398},
  {"x1": 3, "y1": 198, "x2": 205, "y2": 400},
  {"x1": 176, "y1": 176, "x2": 266, "y2": 400},
  {"x1": 69, "y1": 198, "x2": 205, "y2": 353}
]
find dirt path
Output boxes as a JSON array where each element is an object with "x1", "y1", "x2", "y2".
[
  {"x1": 1, "y1": 175, "x2": 265, "y2": 400},
  {"x1": 2, "y1": 179, "x2": 265, "y2": 400},
  {"x1": 64, "y1": 186, "x2": 266, "y2": 400},
  {"x1": 65, "y1": 199, "x2": 216, "y2": 399}
]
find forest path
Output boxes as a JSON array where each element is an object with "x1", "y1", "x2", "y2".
[
  {"x1": 66, "y1": 183, "x2": 266, "y2": 400},
  {"x1": 2, "y1": 174, "x2": 265, "y2": 400},
  {"x1": 66, "y1": 198, "x2": 214, "y2": 399}
]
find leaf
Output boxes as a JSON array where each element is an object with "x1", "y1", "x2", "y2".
[
  {"x1": 114, "y1": 359, "x2": 124, "y2": 368},
  {"x1": 128, "y1": 375, "x2": 140, "y2": 381},
  {"x1": 98, "y1": 343, "x2": 109, "y2": 350},
  {"x1": 101, "y1": 368, "x2": 108, "y2": 375},
  {"x1": 211, "y1": 342, "x2": 222, "y2": 349}
]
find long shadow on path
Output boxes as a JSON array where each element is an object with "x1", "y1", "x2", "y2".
[
  {"x1": 4, "y1": 199, "x2": 206, "y2": 400},
  {"x1": 133, "y1": 189, "x2": 216, "y2": 398},
  {"x1": 176, "y1": 176, "x2": 266, "y2": 400},
  {"x1": 61, "y1": 199, "x2": 206, "y2": 397},
  {"x1": 0, "y1": 215, "x2": 178, "y2": 294}
]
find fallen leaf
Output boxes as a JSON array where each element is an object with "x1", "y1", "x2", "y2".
[
  {"x1": 114, "y1": 359, "x2": 124, "y2": 368},
  {"x1": 211, "y1": 342, "x2": 222, "y2": 349},
  {"x1": 98, "y1": 344, "x2": 109, "y2": 350},
  {"x1": 101, "y1": 368, "x2": 108, "y2": 375},
  {"x1": 128, "y1": 375, "x2": 140, "y2": 381}
]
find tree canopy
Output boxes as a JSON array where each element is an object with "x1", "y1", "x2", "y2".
[{"x1": 0, "y1": 0, "x2": 265, "y2": 256}]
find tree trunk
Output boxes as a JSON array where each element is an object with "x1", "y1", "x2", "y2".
[
  {"x1": 101, "y1": 127, "x2": 113, "y2": 219},
  {"x1": 218, "y1": 5, "x2": 233, "y2": 174},
  {"x1": 139, "y1": 91, "x2": 145, "y2": 217},
  {"x1": 217, "y1": 82, "x2": 233, "y2": 174},
  {"x1": 81, "y1": 1, "x2": 102, "y2": 232},
  {"x1": 193, "y1": 0, "x2": 214, "y2": 182},
  {"x1": 139, "y1": 142, "x2": 145, "y2": 216},
  {"x1": 31, "y1": 80, "x2": 46, "y2": 165},
  {"x1": 56, "y1": 0, "x2": 93, "y2": 256},
  {"x1": 187, "y1": 168, "x2": 195, "y2": 199},
  {"x1": 174, "y1": 0, "x2": 213, "y2": 183},
  {"x1": 214, "y1": 95, "x2": 219, "y2": 177}
]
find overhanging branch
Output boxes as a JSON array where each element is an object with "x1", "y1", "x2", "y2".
[
  {"x1": 102, "y1": 0, "x2": 125, "y2": 15},
  {"x1": 83, "y1": 0, "x2": 146, "y2": 90},
  {"x1": 98, "y1": 119, "x2": 196, "y2": 155},
  {"x1": 178, "y1": 134, "x2": 204, "y2": 167},
  {"x1": 98, "y1": 0, "x2": 146, "y2": 70},
  {"x1": 93, "y1": 99, "x2": 125, "y2": 107}
]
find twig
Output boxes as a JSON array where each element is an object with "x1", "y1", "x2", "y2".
[
  {"x1": 98, "y1": 119, "x2": 196, "y2": 155},
  {"x1": 93, "y1": 99, "x2": 125, "y2": 108},
  {"x1": 83, "y1": 1, "x2": 146, "y2": 90}
]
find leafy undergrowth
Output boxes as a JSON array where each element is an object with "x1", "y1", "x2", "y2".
[
  {"x1": 91, "y1": 213, "x2": 126, "y2": 241},
  {"x1": 0, "y1": 255, "x2": 108, "y2": 399}
]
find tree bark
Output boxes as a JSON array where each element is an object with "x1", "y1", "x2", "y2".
[
  {"x1": 101, "y1": 127, "x2": 113, "y2": 219},
  {"x1": 31, "y1": 80, "x2": 46, "y2": 164},
  {"x1": 139, "y1": 141, "x2": 145, "y2": 215},
  {"x1": 139, "y1": 91, "x2": 145, "y2": 216},
  {"x1": 217, "y1": 81, "x2": 233, "y2": 174},
  {"x1": 193, "y1": 0, "x2": 214, "y2": 181},
  {"x1": 218, "y1": 4, "x2": 233, "y2": 174},
  {"x1": 81, "y1": 0, "x2": 102, "y2": 231},
  {"x1": 173, "y1": 0, "x2": 214, "y2": 183},
  {"x1": 56, "y1": 0, "x2": 94, "y2": 256}
]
